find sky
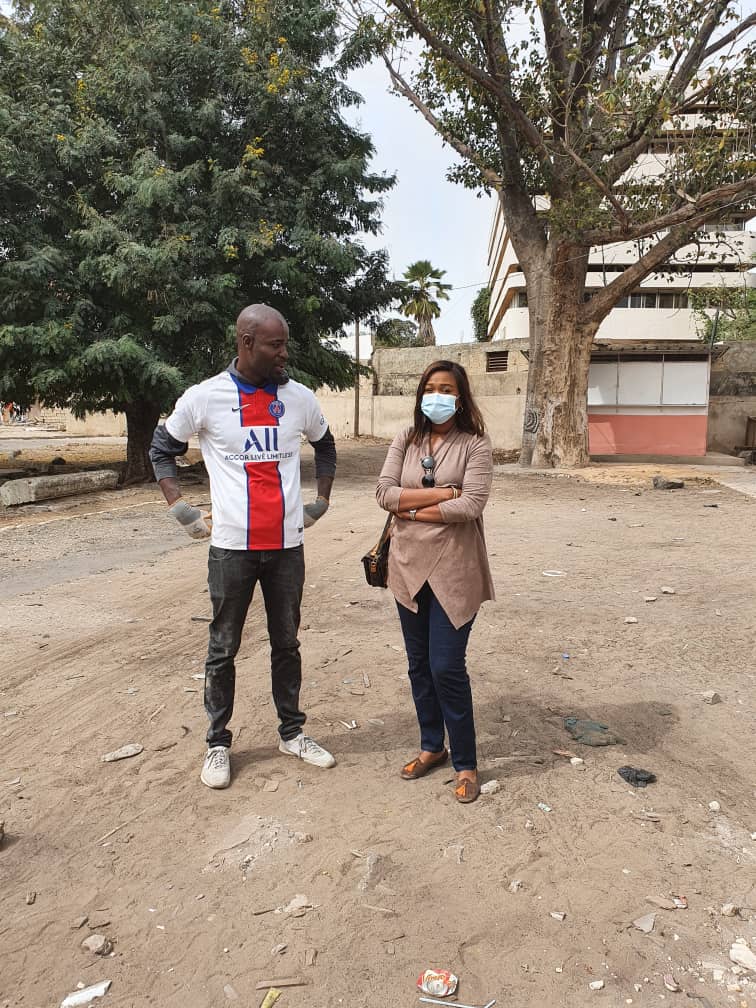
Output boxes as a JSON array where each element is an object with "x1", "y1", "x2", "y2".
[{"x1": 342, "y1": 59, "x2": 495, "y2": 352}]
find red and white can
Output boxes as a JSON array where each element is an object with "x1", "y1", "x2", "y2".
[{"x1": 417, "y1": 969, "x2": 459, "y2": 997}]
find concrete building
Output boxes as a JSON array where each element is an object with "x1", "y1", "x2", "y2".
[{"x1": 487, "y1": 174, "x2": 755, "y2": 456}]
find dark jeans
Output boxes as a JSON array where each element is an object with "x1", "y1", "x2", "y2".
[
  {"x1": 205, "y1": 545, "x2": 306, "y2": 748},
  {"x1": 396, "y1": 582, "x2": 477, "y2": 772}
]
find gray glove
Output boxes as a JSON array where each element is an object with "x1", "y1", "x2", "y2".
[
  {"x1": 167, "y1": 498, "x2": 212, "y2": 540},
  {"x1": 303, "y1": 496, "x2": 329, "y2": 528}
]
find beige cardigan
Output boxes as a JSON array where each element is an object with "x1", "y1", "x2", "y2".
[{"x1": 376, "y1": 426, "x2": 495, "y2": 629}]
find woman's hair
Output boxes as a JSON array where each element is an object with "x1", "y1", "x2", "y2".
[{"x1": 410, "y1": 360, "x2": 485, "y2": 444}]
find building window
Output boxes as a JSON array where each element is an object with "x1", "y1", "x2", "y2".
[
  {"x1": 700, "y1": 220, "x2": 746, "y2": 232},
  {"x1": 486, "y1": 351, "x2": 510, "y2": 373},
  {"x1": 609, "y1": 291, "x2": 690, "y2": 309},
  {"x1": 629, "y1": 292, "x2": 657, "y2": 308},
  {"x1": 516, "y1": 291, "x2": 528, "y2": 307},
  {"x1": 658, "y1": 292, "x2": 689, "y2": 309}
]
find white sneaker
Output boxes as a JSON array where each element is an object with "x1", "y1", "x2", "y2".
[
  {"x1": 201, "y1": 746, "x2": 231, "y2": 789},
  {"x1": 279, "y1": 733, "x2": 336, "y2": 769}
]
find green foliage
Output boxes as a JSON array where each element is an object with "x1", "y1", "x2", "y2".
[
  {"x1": 398, "y1": 259, "x2": 451, "y2": 345},
  {"x1": 692, "y1": 286, "x2": 756, "y2": 342},
  {"x1": 373, "y1": 317, "x2": 417, "y2": 348},
  {"x1": 471, "y1": 286, "x2": 491, "y2": 342},
  {"x1": 0, "y1": 0, "x2": 398, "y2": 437}
]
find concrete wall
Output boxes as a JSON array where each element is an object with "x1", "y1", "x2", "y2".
[
  {"x1": 317, "y1": 342, "x2": 528, "y2": 450},
  {"x1": 707, "y1": 342, "x2": 756, "y2": 452},
  {"x1": 35, "y1": 406, "x2": 127, "y2": 436}
]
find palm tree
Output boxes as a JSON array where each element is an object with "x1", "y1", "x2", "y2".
[{"x1": 399, "y1": 260, "x2": 451, "y2": 346}]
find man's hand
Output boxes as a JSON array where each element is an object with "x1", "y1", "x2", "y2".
[
  {"x1": 168, "y1": 498, "x2": 212, "y2": 539},
  {"x1": 303, "y1": 495, "x2": 329, "y2": 528}
]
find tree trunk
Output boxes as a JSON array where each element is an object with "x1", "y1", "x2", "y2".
[
  {"x1": 418, "y1": 318, "x2": 436, "y2": 346},
  {"x1": 123, "y1": 399, "x2": 162, "y2": 484},
  {"x1": 520, "y1": 240, "x2": 597, "y2": 468}
]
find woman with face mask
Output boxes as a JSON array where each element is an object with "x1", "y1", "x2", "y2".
[{"x1": 376, "y1": 360, "x2": 494, "y2": 803}]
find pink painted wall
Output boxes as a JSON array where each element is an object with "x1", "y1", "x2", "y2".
[{"x1": 588, "y1": 413, "x2": 708, "y2": 456}]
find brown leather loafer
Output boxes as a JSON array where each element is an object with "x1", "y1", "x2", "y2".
[
  {"x1": 454, "y1": 774, "x2": 481, "y2": 804},
  {"x1": 400, "y1": 749, "x2": 449, "y2": 780}
]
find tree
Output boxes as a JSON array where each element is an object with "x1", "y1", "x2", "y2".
[
  {"x1": 692, "y1": 285, "x2": 756, "y2": 342},
  {"x1": 471, "y1": 287, "x2": 491, "y2": 342},
  {"x1": 0, "y1": 0, "x2": 397, "y2": 481},
  {"x1": 398, "y1": 259, "x2": 451, "y2": 345},
  {"x1": 345, "y1": 1, "x2": 756, "y2": 466},
  {"x1": 373, "y1": 317, "x2": 418, "y2": 347}
]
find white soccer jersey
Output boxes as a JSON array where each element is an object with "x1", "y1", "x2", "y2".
[{"x1": 165, "y1": 370, "x2": 328, "y2": 550}]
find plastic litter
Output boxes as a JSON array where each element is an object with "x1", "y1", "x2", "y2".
[
  {"x1": 259, "y1": 990, "x2": 281, "y2": 1008},
  {"x1": 101, "y1": 744, "x2": 143, "y2": 763},
  {"x1": 60, "y1": 980, "x2": 112, "y2": 1008},
  {"x1": 663, "y1": 974, "x2": 682, "y2": 992},
  {"x1": 633, "y1": 912, "x2": 656, "y2": 933},
  {"x1": 417, "y1": 969, "x2": 458, "y2": 997}
]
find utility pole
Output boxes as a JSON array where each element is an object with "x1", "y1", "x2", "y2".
[{"x1": 353, "y1": 318, "x2": 360, "y2": 439}]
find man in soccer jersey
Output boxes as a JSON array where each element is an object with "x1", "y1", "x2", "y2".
[{"x1": 150, "y1": 304, "x2": 337, "y2": 788}]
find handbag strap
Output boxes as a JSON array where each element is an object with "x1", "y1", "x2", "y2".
[{"x1": 377, "y1": 512, "x2": 394, "y2": 547}]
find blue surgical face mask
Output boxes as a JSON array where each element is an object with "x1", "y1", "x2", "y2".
[{"x1": 421, "y1": 392, "x2": 457, "y2": 424}]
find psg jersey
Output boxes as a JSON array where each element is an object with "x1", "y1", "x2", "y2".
[{"x1": 165, "y1": 370, "x2": 328, "y2": 550}]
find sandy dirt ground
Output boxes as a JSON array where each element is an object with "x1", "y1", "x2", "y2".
[{"x1": 1, "y1": 438, "x2": 755, "y2": 1008}]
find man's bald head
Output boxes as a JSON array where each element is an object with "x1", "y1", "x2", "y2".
[
  {"x1": 236, "y1": 304, "x2": 289, "y2": 342},
  {"x1": 235, "y1": 303, "x2": 290, "y2": 386}
]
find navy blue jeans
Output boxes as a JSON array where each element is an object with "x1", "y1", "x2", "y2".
[
  {"x1": 205, "y1": 545, "x2": 306, "y2": 748},
  {"x1": 396, "y1": 582, "x2": 477, "y2": 771}
]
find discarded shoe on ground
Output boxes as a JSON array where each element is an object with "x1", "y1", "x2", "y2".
[{"x1": 618, "y1": 765, "x2": 657, "y2": 788}]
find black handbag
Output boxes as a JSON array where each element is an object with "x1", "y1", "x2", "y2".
[{"x1": 361, "y1": 513, "x2": 394, "y2": 588}]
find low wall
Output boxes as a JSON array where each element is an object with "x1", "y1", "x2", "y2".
[
  {"x1": 317, "y1": 343, "x2": 528, "y2": 450},
  {"x1": 35, "y1": 406, "x2": 127, "y2": 436},
  {"x1": 708, "y1": 343, "x2": 756, "y2": 452}
]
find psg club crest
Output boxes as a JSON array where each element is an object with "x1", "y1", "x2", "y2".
[{"x1": 268, "y1": 399, "x2": 285, "y2": 419}]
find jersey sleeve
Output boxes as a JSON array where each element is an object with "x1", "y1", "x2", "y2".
[
  {"x1": 303, "y1": 390, "x2": 328, "y2": 443},
  {"x1": 164, "y1": 385, "x2": 204, "y2": 442}
]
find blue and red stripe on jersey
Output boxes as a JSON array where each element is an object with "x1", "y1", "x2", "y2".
[{"x1": 232, "y1": 376, "x2": 285, "y2": 550}]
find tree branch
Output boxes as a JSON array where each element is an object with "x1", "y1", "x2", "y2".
[
  {"x1": 581, "y1": 175, "x2": 756, "y2": 245},
  {"x1": 667, "y1": 0, "x2": 732, "y2": 104},
  {"x1": 602, "y1": 1, "x2": 732, "y2": 185},
  {"x1": 387, "y1": 0, "x2": 550, "y2": 159},
  {"x1": 383, "y1": 58, "x2": 503, "y2": 189},
  {"x1": 702, "y1": 11, "x2": 756, "y2": 59},
  {"x1": 599, "y1": 0, "x2": 630, "y2": 88},
  {"x1": 566, "y1": 0, "x2": 625, "y2": 128},
  {"x1": 538, "y1": 0, "x2": 571, "y2": 139},
  {"x1": 561, "y1": 142, "x2": 631, "y2": 229},
  {"x1": 583, "y1": 219, "x2": 720, "y2": 325}
]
